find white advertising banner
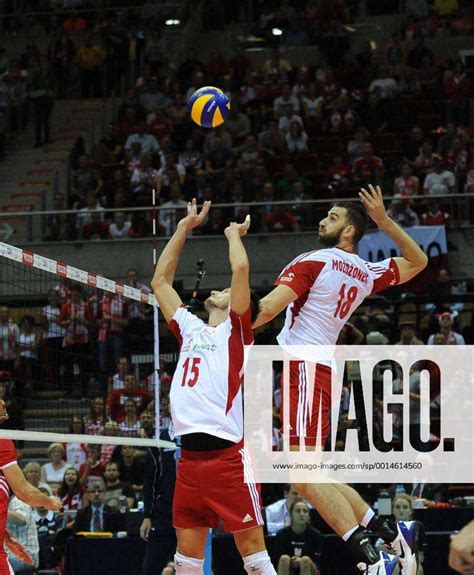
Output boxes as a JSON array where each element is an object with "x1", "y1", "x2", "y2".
[{"x1": 244, "y1": 345, "x2": 473, "y2": 484}]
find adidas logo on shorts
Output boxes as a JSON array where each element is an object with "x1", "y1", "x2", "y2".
[{"x1": 242, "y1": 514, "x2": 253, "y2": 523}]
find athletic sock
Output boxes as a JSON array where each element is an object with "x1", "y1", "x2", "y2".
[
  {"x1": 342, "y1": 525, "x2": 360, "y2": 542},
  {"x1": 367, "y1": 514, "x2": 398, "y2": 545},
  {"x1": 360, "y1": 508, "x2": 375, "y2": 528},
  {"x1": 174, "y1": 552, "x2": 204, "y2": 575},
  {"x1": 243, "y1": 550, "x2": 277, "y2": 575}
]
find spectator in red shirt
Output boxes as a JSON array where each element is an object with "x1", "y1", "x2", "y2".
[
  {"x1": 264, "y1": 205, "x2": 300, "y2": 233},
  {"x1": 108, "y1": 374, "x2": 152, "y2": 421},
  {"x1": 79, "y1": 444, "x2": 106, "y2": 488},
  {"x1": 421, "y1": 199, "x2": 450, "y2": 226},
  {"x1": 59, "y1": 286, "x2": 93, "y2": 395},
  {"x1": 444, "y1": 61, "x2": 471, "y2": 125},
  {"x1": 353, "y1": 142, "x2": 384, "y2": 183}
]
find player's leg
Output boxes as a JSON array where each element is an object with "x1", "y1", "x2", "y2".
[
  {"x1": 292, "y1": 482, "x2": 359, "y2": 534},
  {"x1": 202, "y1": 443, "x2": 275, "y2": 575},
  {"x1": 290, "y1": 363, "x2": 387, "y2": 573},
  {"x1": 172, "y1": 454, "x2": 210, "y2": 575},
  {"x1": 286, "y1": 362, "x2": 332, "y2": 451},
  {"x1": 175, "y1": 528, "x2": 208, "y2": 559},
  {"x1": 233, "y1": 526, "x2": 277, "y2": 575},
  {"x1": 334, "y1": 483, "x2": 420, "y2": 575}
]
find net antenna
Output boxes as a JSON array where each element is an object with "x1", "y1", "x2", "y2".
[
  {"x1": 0, "y1": 241, "x2": 176, "y2": 450},
  {"x1": 152, "y1": 184, "x2": 161, "y2": 441}
]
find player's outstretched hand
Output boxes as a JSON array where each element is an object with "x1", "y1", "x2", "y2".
[
  {"x1": 180, "y1": 198, "x2": 211, "y2": 231},
  {"x1": 45, "y1": 496, "x2": 63, "y2": 511},
  {"x1": 359, "y1": 184, "x2": 388, "y2": 227},
  {"x1": 225, "y1": 214, "x2": 251, "y2": 238}
]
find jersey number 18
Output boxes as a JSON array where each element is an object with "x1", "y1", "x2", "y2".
[{"x1": 334, "y1": 283, "x2": 358, "y2": 319}]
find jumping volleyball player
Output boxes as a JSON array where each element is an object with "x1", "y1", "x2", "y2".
[
  {"x1": 254, "y1": 185, "x2": 428, "y2": 574},
  {"x1": 151, "y1": 199, "x2": 276, "y2": 575},
  {"x1": 0, "y1": 401, "x2": 62, "y2": 574}
]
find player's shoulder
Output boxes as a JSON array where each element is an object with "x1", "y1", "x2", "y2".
[
  {"x1": 294, "y1": 248, "x2": 334, "y2": 264},
  {"x1": 172, "y1": 305, "x2": 204, "y2": 326}
]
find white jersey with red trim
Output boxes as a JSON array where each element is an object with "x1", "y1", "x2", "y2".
[
  {"x1": 168, "y1": 306, "x2": 253, "y2": 443},
  {"x1": 275, "y1": 247, "x2": 400, "y2": 346}
]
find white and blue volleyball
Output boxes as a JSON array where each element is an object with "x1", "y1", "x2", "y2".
[{"x1": 188, "y1": 86, "x2": 231, "y2": 128}]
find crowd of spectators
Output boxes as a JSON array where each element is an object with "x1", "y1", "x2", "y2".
[
  {"x1": 1, "y1": 3, "x2": 473, "y2": 573},
  {"x1": 47, "y1": 8, "x2": 472, "y2": 242}
]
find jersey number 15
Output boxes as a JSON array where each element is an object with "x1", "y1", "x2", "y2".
[
  {"x1": 181, "y1": 357, "x2": 201, "y2": 387},
  {"x1": 334, "y1": 283, "x2": 358, "y2": 319}
]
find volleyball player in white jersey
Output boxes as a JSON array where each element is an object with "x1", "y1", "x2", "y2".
[
  {"x1": 152, "y1": 199, "x2": 276, "y2": 575},
  {"x1": 254, "y1": 185, "x2": 428, "y2": 575}
]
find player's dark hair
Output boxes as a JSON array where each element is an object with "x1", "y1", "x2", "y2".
[
  {"x1": 250, "y1": 290, "x2": 261, "y2": 324},
  {"x1": 332, "y1": 201, "x2": 368, "y2": 245}
]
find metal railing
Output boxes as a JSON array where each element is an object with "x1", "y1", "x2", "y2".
[{"x1": 0, "y1": 191, "x2": 472, "y2": 244}]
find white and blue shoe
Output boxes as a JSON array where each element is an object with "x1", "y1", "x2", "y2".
[
  {"x1": 391, "y1": 521, "x2": 419, "y2": 575},
  {"x1": 358, "y1": 551, "x2": 399, "y2": 574}
]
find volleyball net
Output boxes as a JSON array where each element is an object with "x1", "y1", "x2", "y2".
[{"x1": 0, "y1": 241, "x2": 178, "y2": 450}]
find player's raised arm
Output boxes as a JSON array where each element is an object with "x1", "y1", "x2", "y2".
[
  {"x1": 359, "y1": 184, "x2": 428, "y2": 284},
  {"x1": 151, "y1": 198, "x2": 211, "y2": 323},
  {"x1": 253, "y1": 285, "x2": 298, "y2": 329},
  {"x1": 224, "y1": 215, "x2": 251, "y2": 315}
]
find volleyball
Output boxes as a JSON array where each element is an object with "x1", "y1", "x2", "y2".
[{"x1": 188, "y1": 86, "x2": 231, "y2": 128}]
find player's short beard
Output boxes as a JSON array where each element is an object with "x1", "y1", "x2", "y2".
[{"x1": 318, "y1": 229, "x2": 343, "y2": 247}]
